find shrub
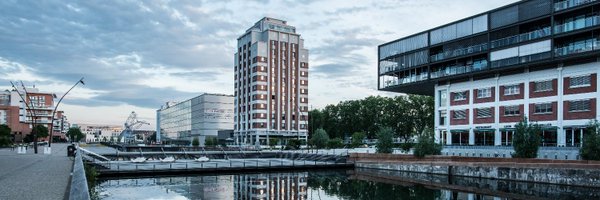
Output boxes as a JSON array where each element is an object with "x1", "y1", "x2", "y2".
[
  {"x1": 0, "y1": 124, "x2": 12, "y2": 147},
  {"x1": 327, "y1": 138, "x2": 344, "y2": 149},
  {"x1": 350, "y1": 132, "x2": 366, "y2": 148},
  {"x1": 398, "y1": 142, "x2": 414, "y2": 153},
  {"x1": 310, "y1": 128, "x2": 329, "y2": 149},
  {"x1": 285, "y1": 139, "x2": 303, "y2": 150},
  {"x1": 413, "y1": 129, "x2": 442, "y2": 158},
  {"x1": 580, "y1": 120, "x2": 600, "y2": 160},
  {"x1": 192, "y1": 137, "x2": 200, "y2": 147},
  {"x1": 376, "y1": 127, "x2": 394, "y2": 153},
  {"x1": 512, "y1": 117, "x2": 541, "y2": 158}
]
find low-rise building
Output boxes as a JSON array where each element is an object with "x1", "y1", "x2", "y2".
[{"x1": 157, "y1": 93, "x2": 234, "y2": 146}]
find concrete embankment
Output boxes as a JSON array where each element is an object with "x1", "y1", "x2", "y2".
[{"x1": 349, "y1": 153, "x2": 600, "y2": 187}]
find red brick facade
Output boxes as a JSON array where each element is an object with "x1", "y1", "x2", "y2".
[
  {"x1": 564, "y1": 73, "x2": 597, "y2": 95},
  {"x1": 564, "y1": 98, "x2": 597, "y2": 120},
  {"x1": 499, "y1": 83, "x2": 524, "y2": 101},
  {"x1": 473, "y1": 87, "x2": 495, "y2": 103},
  {"x1": 450, "y1": 91, "x2": 469, "y2": 106},
  {"x1": 529, "y1": 102, "x2": 558, "y2": 122},
  {"x1": 473, "y1": 107, "x2": 494, "y2": 124},
  {"x1": 499, "y1": 104, "x2": 524, "y2": 123},
  {"x1": 529, "y1": 79, "x2": 557, "y2": 98},
  {"x1": 450, "y1": 109, "x2": 469, "y2": 125}
]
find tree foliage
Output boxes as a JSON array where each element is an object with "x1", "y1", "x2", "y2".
[
  {"x1": 413, "y1": 129, "x2": 442, "y2": 158},
  {"x1": 204, "y1": 137, "x2": 219, "y2": 146},
  {"x1": 286, "y1": 139, "x2": 303, "y2": 150},
  {"x1": 67, "y1": 127, "x2": 85, "y2": 142},
  {"x1": 512, "y1": 117, "x2": 541, "y2": 158},
  {"x1": 376, "y1": 127, "x2": 394, "y2": 153},
  {"x1": 0, "y1": 124, "x2": 12, "y2": 147},
  {"x1": 350, "y1": 132, "x2": 366, "y2": 148},
  {"x1": 310, "y1": 128, "x2": 329, "y2": 149},
  {"x1": 308, "y1": 95, "x2": 434, "y2": 141},
  {"x1": 580, "y1": 120, "x2": 600, "y2": 160},
  {"x1": 327, "y1": 138, "x2": 344, "y2": 149},
  {"x1": 192, "y1": 137, "x2": 200, "y2": 147},
  {"x1": 34, "y1": 125, "x2": 49, "y2": 139}
]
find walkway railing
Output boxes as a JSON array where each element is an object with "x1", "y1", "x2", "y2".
[{"x1": 69, "y1": 149, "x2": 90, "y2": 200}]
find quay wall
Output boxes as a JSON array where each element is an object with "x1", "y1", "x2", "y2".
[{"x1": 350, "y1": 153, "x2": 600, "y2": 187}]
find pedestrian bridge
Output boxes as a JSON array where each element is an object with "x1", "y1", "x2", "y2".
[{"x1": 78, "y1": 147, "x2": 352, "y2": 176}]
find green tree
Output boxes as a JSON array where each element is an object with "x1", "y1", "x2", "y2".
[
  {"x1": 286, "y1": 139, "x2": 303, "y2": 150},
  {"x1": 413, "y1": 129, "x2": 442, "y2": 158},
  {"x1": 34, "y1": 125, "x2": 49, "y2": 139},
  {"x1": 308, "y1": 109, "x2": 324, "y2": 136},
  {"x1": 350, "y1": 132, "x2": 366, "y2": 148},
  {"x1": 192, "y1": 137, "x2": 200, "y2": 147},
  {"x1": 269, "y1": 138, "x2": 278, "y2": 148},
  {"x1": 580, "y1": 120, "x2": 600, "y2": 160},
  {"x1": 376, "y1": 127, "x2": 394, "y2": 153},
  {"x1": 311, "y1": 128, "x2": 329, "y2": 149},
  {"x1": 327, "y1": 138, "x2": 344, "y2": 149},
  {"x1": 408, "y1": 95, "x2": 435, "y2": 136},
  {"x1": 512, "y1": 117, "x2": 541, "y2": 158},
  {"x1": 0, "y1": 124, "x2": 12, "y2": 147},
  {"x1": 66, "y1": 127, "x2": 85, "y2": 142}
]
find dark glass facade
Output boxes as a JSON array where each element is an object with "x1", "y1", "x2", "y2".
[{"x1": 378, "y1": 0, "x2": 600, "y2": 96}]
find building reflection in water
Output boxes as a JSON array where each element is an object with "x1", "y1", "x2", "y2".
[
  {"x1": 98, "y1": 172, "x2": 307, "y2": 200},
  {"x1": 234, "y1": 172, "x2": 307, "y2": 200}
]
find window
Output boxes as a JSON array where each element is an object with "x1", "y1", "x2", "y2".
[
  {"x1": 504, "y1": 106, "x2": 520, "y2": 116},
  {"x1": 534, "y1": 80, "x2": 553, "y2": 92},
  {"x1": 439, "y1": 110, "x2": 447, "y2": 126},
  {"x1": 477, "y1": 88, "x2": 491, "y2": 98},
  {"x1": 569, "y1": 75, "x2": 591, "y2": 88},
  {"x1": 453, "y1": 110, "x2": 467, "y2": 119},
  {"x1": 569, "y1": 100, "x2": 591, "y2": 112},
  {"x1": 453, "y1": 91, "x2": 467, "y2": 101},
  {"x1": 534, "y1": 103, "x2": 553, "y2": 114},
  {"x1": 439, "y1": 90, "x2": 447, "y2": 107},
  {"x1": 504, "y1": 84, "x2": 520, "y2": 95},
  {"x1": 476, "y1": 108, "x2": 492, "y2": 118}
]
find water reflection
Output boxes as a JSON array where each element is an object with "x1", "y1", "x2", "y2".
[{"x1": 96, "y1": 169, "x2": 600, "y2": 200}]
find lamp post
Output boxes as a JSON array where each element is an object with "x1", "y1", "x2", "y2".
[
  {"x1": 10, "y1": 81, "x2": 39, "y2": 154},
  {"x1": 49, "y1": 77, "x2": 84, "y2": 148}
]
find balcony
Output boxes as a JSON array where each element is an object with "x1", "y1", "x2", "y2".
[
  {"x1": 555, "y1": 0, "x2": 597, "y2": 11},
  {"x1": 491, "y1": 52, "x2": 552, "y2": 68},
  {"x1": 555, "y1": 40, "x2": 600, "y2": 56},
  {"x1": 430, "y1": 43, "x2": 488, "y2": 62},
  {"x1": 383, "y1": 73, "x2": 429, "y2": 88},
  {"x1": 430, "y1": 60, "x2": 489, "y2": 79},
  {"x1": 490, "y1": 27, "x2": 551, "y2": 49},
  {"x1": 554, "y1": 15, "x2": 600, "y2": 34}
]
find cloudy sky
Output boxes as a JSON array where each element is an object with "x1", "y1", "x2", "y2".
[{"x1": 0, "y1": 0, "x2": 518, "y2": 128}]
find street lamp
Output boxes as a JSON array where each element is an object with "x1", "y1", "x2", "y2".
[
  {"x1": 10, "y1": 81, "x2": 39, "y2": 154},
  {"x1": 49, "y1": 77, "x2": 84, "y2": 148}
]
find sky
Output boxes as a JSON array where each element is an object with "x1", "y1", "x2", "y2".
[{"x1": 0, "y1": 0, "x2": 519, "y2": 129}]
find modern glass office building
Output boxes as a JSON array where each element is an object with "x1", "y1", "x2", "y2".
[
  {"x1": 157, "y1": 93, "x2": 234, "y2": 145},
  {"x1": 379, "y1": 0, "x2": 600, "y2": 148}
]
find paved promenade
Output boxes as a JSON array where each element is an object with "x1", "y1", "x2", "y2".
[{"x1": 0, "y1": 143, "x2": 73, "y2": 200}]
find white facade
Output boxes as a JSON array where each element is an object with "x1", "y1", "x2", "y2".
[
  {"x1": 435, "y1": 61, "x2": 600, "y2": 147},
  {"x1": 78, "y1": 124, "x2": 123, "y2": 142},
  {"x1": 157, "y1": 93, "x2": 234, "y2": 145}
]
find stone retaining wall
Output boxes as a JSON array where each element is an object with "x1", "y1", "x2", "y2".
[{"x1": 351, "y1": 153, "x2": 600, "y2": 187}]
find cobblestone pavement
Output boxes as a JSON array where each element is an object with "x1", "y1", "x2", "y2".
[{"x1": 0, "y1": 143, "x2": 73, "y2": 200}]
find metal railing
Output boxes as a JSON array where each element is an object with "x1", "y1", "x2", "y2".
[
  {"x1": 70, "y1": 150, "x2": 91, "y2": 200},
  {"x1": 383, "y1": 73, "x2": 429, "y2": 88},
  {"x1": 430, "y1": 61, "x2": 489, "y2": 79},
  {"x1": 491, "y1": 52, "x2": 552, "y2": 68},
  {"x1": 490, "y1": 27, "x2": 551, "y2": 49},
  {"x1": 430, "y1": 43, "x2": 488, "y2": 62},
  {"x1": 555, "y1": 40, "x2": 600, "y2": 56},
  {"x1": 555, "y1": 0, "x2": 597, "y2": 11},
  {"x1": 554, "y1": 15, "x2": 600, "y2": 34}
]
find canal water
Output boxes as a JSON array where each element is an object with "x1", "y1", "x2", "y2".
[{"x1": 95, "y1": 168, "x2": 600, "y2": 200}]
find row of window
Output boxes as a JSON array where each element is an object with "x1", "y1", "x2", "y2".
[
  {"x1": 447, "y1": 74, "x2": 592, "y2": 103},
  {"x1": 450, "y1": 99, "x2": 591, "y2": 120}
]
